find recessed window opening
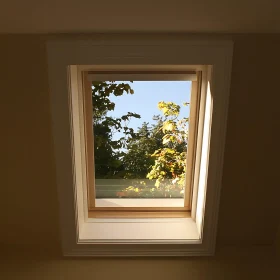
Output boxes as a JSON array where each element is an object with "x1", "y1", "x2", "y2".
[{"x1": 47, "y1": 38, "x2": 233, "y2": 255}]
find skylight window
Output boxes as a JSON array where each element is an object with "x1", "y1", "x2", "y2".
[{"x1": 47, "y1": 37, "x2": 233, "y2": 256}]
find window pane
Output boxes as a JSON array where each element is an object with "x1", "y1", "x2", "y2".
[{"x1": 91, "y1": 81, "x2": 191, "y2": 199}]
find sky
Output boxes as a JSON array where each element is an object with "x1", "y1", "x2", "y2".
[{"x1": 106, "y1": 81, "x2": 191, "y2": 139}]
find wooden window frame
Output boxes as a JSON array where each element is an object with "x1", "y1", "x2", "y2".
[
  {"x1": 47, "y1": 36, "x2": 233, "y2": 256},
  {"x1": 83, "y1": 70, "x2": 201, "y2": 217}
]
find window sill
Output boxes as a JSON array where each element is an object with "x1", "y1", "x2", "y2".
[{"x1": 80, "y1": 217, "x2": 200, "y2": 242}]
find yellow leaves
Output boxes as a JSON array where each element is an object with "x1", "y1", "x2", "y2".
[
  {"x1": 162, "y1": 121, "x2": 174, "y2": 133},
  {"x1": 157, "y1": 101, "x2": 180, "y2": 116},
  {"x1": 162, "y1": 136, "x2": 170, "y2": 144},
  {"x1": 165, "y1": 122, "x2": 174, "y2": 131},
  {"x1": 162, "y1": 107, "x2": 168, "y2": 114},
  {"x1": 150, "y1": 149, "x2": 161, "y2": 157},
  {"x1": 157, "y1": 101, "x2": 164, "y2": 109}
]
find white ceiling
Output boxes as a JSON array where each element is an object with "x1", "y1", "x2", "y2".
[{"x1": 1, "y1": 0, "x2": 280, "y2": 34}]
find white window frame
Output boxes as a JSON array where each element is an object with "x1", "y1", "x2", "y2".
[{"x1": 47, "y1": 36, "x2": 233, "y2": 256}]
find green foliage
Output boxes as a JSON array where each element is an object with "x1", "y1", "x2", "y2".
[
  {"x1": 119, "y1": 181, "x2": 184, "y2": 198},
  {"x1": 146, "y1": 101, "x2": 189, "y2": 190},
  {"x1": 122, "y1": 121, "x2": 164, "y2": 179},
  {"x1": 92, "y1": 81, "x2": 140, "y2": 179},
  {"x1": 92, "y1": 81, "x2": 134, "y2": 119},
  {"x1": 119, "y1": 101, "x2": 189, "y2": 198}
]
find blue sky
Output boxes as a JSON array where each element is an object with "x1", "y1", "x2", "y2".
[{"x1": 107, "y1": 81, "x2": 191, "y2": 138}]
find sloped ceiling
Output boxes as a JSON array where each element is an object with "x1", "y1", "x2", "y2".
[{"x1": 1, "y1": 0, "x2": 280, "y2": 33}]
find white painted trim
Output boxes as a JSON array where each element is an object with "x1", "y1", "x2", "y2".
[
  {"x1": 47, "y1": 35, "x2": 233, "y2": 256},
  {"x1": 191, "y1": 68, "x2": 208, "y2": 219},
  {"x1": 195, "y1": 70, "x2": 213, "y2": 237},
  {"x1": 80, "y1": 218, "x2": 199, "y2": 241}
]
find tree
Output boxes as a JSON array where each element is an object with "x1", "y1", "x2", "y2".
[
  {"x1": 147, "y1": 101, "x2": 189, "y2": 189},
  {"x1": 122, "y1": 120, "x2": 164, "y2": 179},
  {"x1": 91, "y1": 81, "x2": 140, "y2": 178},
  {"x1": 120, "y1": 102, "x2": 189, "y2": 198}
]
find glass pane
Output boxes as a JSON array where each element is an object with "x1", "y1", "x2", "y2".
[{"x1": 92, "y1": 81, "x2": 191, "y2": 200}]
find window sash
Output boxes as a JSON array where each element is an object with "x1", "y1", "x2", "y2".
[{"x1": 82, "y1": 71, "x2": 202, "y2": 213}]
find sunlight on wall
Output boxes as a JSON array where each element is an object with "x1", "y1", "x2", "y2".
[{"x1": 196, "y1": 81, "x2": 212, "y2": 237}]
